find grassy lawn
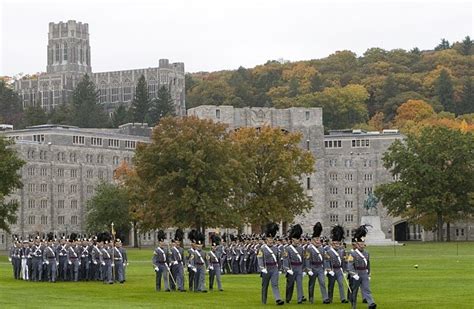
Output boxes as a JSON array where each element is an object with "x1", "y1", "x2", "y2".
[{"x1": 0, "y1": 242, "x2": 473, "y2": 308}]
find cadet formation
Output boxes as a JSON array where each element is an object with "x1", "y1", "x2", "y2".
[
  {"x1": 9, "y1": 223, "x2": 375, "y2": 308},
  {"x1": 151, "y1": 223, "x2": 376, "y2": 308},
  {"x1": 8, "y1": 232, "x2": 128, "y2": 284}
]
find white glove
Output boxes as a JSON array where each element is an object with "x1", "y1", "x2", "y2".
[
  {"x1": 302, "y1": 272, "x2": 306, "y2": 277},
  {"x1": 328, "y1": 270, "x2": 335, "y2": 276},
  {"x1": 112, "y1": 263, "x2": 115, "y2": 267},
  {"x1": 324, "y1": 270, "x2": 328, "y2": 276},
  {"x1": 56, "y1": 262, "x2": 59, "y2": 266},
  {"x1": 45, "y1": 260, "x2": 50, "y2": 265},
  {"x1": 68, "y1": 261, "x2": 72, "y2": 265},
  {"x1": 123, "y1": 263, "x2": 127, "y2": 267},
  {"x1": 261, "y1": 268, "x2": 268, "y2": 274},
  {"x1": 126, "y1": 262, "x2": 129, "y2": 266},
  {"x1": 278, "y1": 271, "x2": 282, "y2": 275},
  {"x1": 154, "y1": 266, "x2": 159, "y2": 272},
  {"x1": 173, "y1": 261, "x2": 178, "y2": 265},
  {"x1": 78, "y1": 262, "x2": 81, "y2": 266},
  {"x1": 353, "y1": 274, "x2": 360, "y2": 281},
  {"x1": 93, "y1": 261, "x2": 98, "y2": 265},
  {"x1": 209, "y1": 266, "x2": 214, "y2": 270},
  {"x1": 368, "y1": 276, "x2": 371, "y2": 281},
  {"x1": 308, "y1": 271, "x2": 314, "y2": 276},
  {"x1": 192, "y1": 267, "x2": 197, "y2": 273},
  {"x1": 8, "y1": 258, "x2": 12, "y2": 262},
  {"x1": 287, "y1": 269, "x2": 294, "y2": 276},
  {"x1": 101, "y1": 262, "x2": 106, "y2": 266}
]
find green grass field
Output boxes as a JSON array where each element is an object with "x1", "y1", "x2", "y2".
[{"x1": 0, "y1": 242, "x2": 473, "y2": 308}]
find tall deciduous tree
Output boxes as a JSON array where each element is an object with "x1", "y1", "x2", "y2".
[
  {"x1": 435, "y1": 69, "x2": 455, "y2": 113},
  {"x1": 0, "y1": 137, "x2": 25, "y2": 232},
  {"x1": 230, "y1": 126, "x2": 315, "y2": 228},
  {"x1": 85, "y1": 182, "x2": 131, "y2": 240},
  {"x1": 148, "y1": 85, "x2": 175, "y2": 126},
  {"x1": 72, "y1": 74, "x2": 107, "y2": 128},
  {"x1": 133, "y1": 116, "x2": 240, "y2": 233},
  {"x1": 130, "y1": 75, "x2": 150, "y2": 123},
  {"x1": 375, "y1": 126, "x2": 474, "y2": 241}
]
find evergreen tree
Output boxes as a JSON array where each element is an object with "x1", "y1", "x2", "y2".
[
  {"x1": 458, "y1": 78, "x2": 474, "y2": 115},
  {"x1": 111, "y1": 104, "x2": 130, "y2": 127},
  {"x1": 435, "y1": 38, "x2": 450, "y2": 51},
  {"x1": 23, "y1": 102, "x2": 48, "y2": 126},
  {"x1": 435, "y1": 69, "x2": 455, "y2": 113},
  {"x1": 0, "y1": 80, "x2": 23, "y2": 128},
  {"x1": 382, "y1": 74, "x2": 399, "y2": 101},
  {"x1": 148, "y1": 85, "x2": 175, "y2": 126},
  {"x1": 130, "y1": 75, "x2": 150, "y2": 123},
  {"x1": 461, "y1": 35, "x2": 473, "y2": 56},
  {"x1": 49, "y1": 103, "x2": 73, "y2": 125},
  {"x1": 72, "y1": 74, "x2": 107, "y2": 128}
]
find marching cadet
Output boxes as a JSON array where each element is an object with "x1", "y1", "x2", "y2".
[
  {"x1": 31, "y1": 237, "x2": 43, "y2": 282},
  {"x1": 347, "y1": 225, "x2": 377, "y2": 309},
  {"x1": 153, "y1": 230, "x2": 170, "y2": 292},
  {"x1": 21, "y1": 240, "x2": 31, "y2": 281},
  {"x1": 191, "y1": 231, "x2": 207, "y2": 293},
  {"x1": 305, "y1": 222, "x2": 330, "y2": 304},
  {"x1": 67, "y1": 234, "x2": 80, "y2": 282},
  {"x1": 257, "y1": 222, "x2": 284, "y2": 306},
  {"x1": 283, "y1": 224, "x2": 306, "y2": 304},
  {"x1": 169, "y1": 229, "x2": 185, "y2": 292},
  {"x1": 10, "y1": 239, "x2": 21, "y2": 280},
  {"x1": 79, "y1": 238, "x2": 91, "y2": 281},
  {"x1": 57, "y1": 236, "x2": 69, "y2": 281},
  {"x1": 326, "y1": 225, "x2": 349, "y2": 304},
  {"x1": 43, "y1": 237, "x2": 57, "y2": 283},
  {"x1": 101, "y1": 237, "x2": 114, "y2": 284},
  {"x1": 91, "y1": 237, "x2": 102, "y2": 281},
  {"x1": 118, "y1": 239, "x2": 128, "y2": 282},
  {"x1": 208, "y1": 235, "x2": 223, "y2": 291},
  {"x1": 114, "y1": 239, "x2": 126, "y2": 283},
  {"x1": 186, "y1": 230, "x2": 197, "y2": 291}
]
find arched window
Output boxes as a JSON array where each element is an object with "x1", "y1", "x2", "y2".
[
  {"x1": 99, "y1": 82, "x2": 107, "y2": 103},
  {"x1": 111, "y1": 81, "x2": 120, "y2": 102},
  {"x1": 148, "y1": 78, "x2": 157, "y2": 98},
  {"x1": 63, "y1": 42, "x2": 68, "y2": 61},
  {"x1": 123, "y1": 79, "x2": 132, "y2": 102}
]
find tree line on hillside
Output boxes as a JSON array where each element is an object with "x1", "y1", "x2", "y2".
[
  {"x1": 0, "y1": 74, "x2": 175, "y2": 129},
  {"x1": 186, "y1": 36, "x2": 474, "y2": 131}
]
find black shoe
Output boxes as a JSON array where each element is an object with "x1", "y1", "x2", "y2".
[
  {"x1": 323, "y1": 299, "x2": 331, "y2": 304},
  {"x1": 302, "y1": 297, "x2": 307, "y2": 302},
  {"x1": 165, "y1": 289, "x2": 171, "y2": 292},
  {"x1": 119, "y1": 281, "x2": 124, "y2": 284},
  {"x1": 341, "y1": 299, "x2": 349, "y2": 303},
  {"x1": 179, "y1": 289, "x2": 187, "y2": 292},
  {"x1": 219, "y1": 289, "x2": 224, "y2": 291},
  {"x1": 297, "y1": 301, "x2": 303, "y2": 304},
  {"x1": 368, "y1": 304, "x2": 377, "y2": 309},
  {"x1": 202, "y1": 290, "x2": 208, "y2": 293},
  {"x1": 363, "y1": 299, "x2": 368, "y2": 303},
  {"x1": 276, "y1": 300, "x2": 284, "y2": 305},
  {"x1": 286, "y1": 300, "x2": 290, "y2": 304}
]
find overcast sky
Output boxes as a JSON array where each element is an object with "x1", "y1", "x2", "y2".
[{"x1": 0, "y1": 0, "x2": 472, "y2": 77}]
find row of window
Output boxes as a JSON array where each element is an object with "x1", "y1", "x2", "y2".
[
  {"x1": 328, "y1": 173, "x2": 373, "y2": 181},
  {"x1": 329, "y1": 214, "x2": 354, "y2": 222},
  {"x1": 352, "y1": 139, "x2": 370, "y2": 148},
  {"x1": 325, "y1": 140, "x2": 342, "y2": 148},
  {"x1": 27, "y1": 215, "x2": 78, "y2": 225},
  {"x1": 329, "y1": 187, "x2": 373, "y2": 195},
  {"x1": 27, "y1": 199, "x2": 79, "y2": 209},
  {"x1": 328, "y1": 159, "x2": 373, "y2": 168},
  {"x1": 25, "y1": 150, "x2": 130, "y2": 165},
  {"x1": 329, "y1": 201, "x2": 354, "y2": 209},
  {"x1": 73, "y1": 136, "x2": 136, "y2": 149}
]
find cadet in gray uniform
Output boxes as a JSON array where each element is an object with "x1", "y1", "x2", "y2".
[
  {"x1": 208, "y1": 235, "x2": 223, "y2": 291},
  {"x1": 43, "y1": 239, "x2": 57, "y2": 282},
  {"x1": 31, "y1": 237, "x2": 43, "y2": 281},
  {"x1": 191, "y1": 231, "x2": 207, "y2": 293},
  {"x1": 326, "y1": 225, "x2": 348, "y2": 304},
  {"x1": 305, "y1": 222, "x2": 330, "y2": 304},
  {"x1": 283, "y1": 224, "x2": 306, "y2": 304},
  {"x1": 187, "y1": 230, "x2": 198, "y2": 291},
  {"x1": 153, "y1": 230, "x2": 170, "y2": 292},
  {"x1": 258, "y1": 222, "x2": 284, "y2": 306},
  {"x1": 169, "y1": 229, "x2": 185, "y2": 291},
  {"x1": 57, "y1": 237, "x2": 68, "y2": 281},
  {"x1": 113, "y1": 239, "x2": 125, "y2": 283},
  {"x1": 67, "y1": 234, "x2": 80, "y2": 282},
  {"x1": 348, "y1": 225, "x2": 377, "y2": 309},
  {"x1": 101, "y1": 238, "x2": 114, "y2": 284}
]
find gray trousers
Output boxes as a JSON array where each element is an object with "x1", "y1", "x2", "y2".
[
  {"x1": 350, "y1": 272, "x2": 375, "y2": 308},
  {"x1": 209, "y1": 263, "x2": 222, "y2": 290},
  {"x1": 31, "y1": 257, "x2": 43, "y2": 281},
  {"x1": 46, "y1": 259, "x2": 57, "y2": 282},
  {"x1": 69, "y1": 259, "x2": 80, "y2": 281},
  {"x1": 328, "y1": 268, "x2": 346, "y2": 302},
  {"x1": 261, "y1": 267, "x2": 282, "y2": 304},
  {"x1": 102, "y1": 259, "x2": 113, "y2": 283},
  {"x1": 59, "y1": 256, "x2": 67, "y2": 280},
  {"x1": 114, "y1": 260, "x2": 124, "y2": 282},
  {"x1": 286, "y1": 266, "x2": 304, "y2": 303},
  {"x1": 194, "y1": 265, "x2": 206, "y2": 291},
  {"x1": 155, "y1": 264, "x2": 169, "y2": 291},
  {"x1": 308, "y1": 267, "x2": 328, "y2": 303},
  {"x1": 170, "y1": 263, "x2": 184, "y2": 290}
]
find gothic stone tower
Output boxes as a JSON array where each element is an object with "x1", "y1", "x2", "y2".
[{"x1": 47, "y1": 20, "x2": 91, "y2": 74}]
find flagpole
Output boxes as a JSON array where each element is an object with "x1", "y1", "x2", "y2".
[{"x1": 111, "y1": 222, "x2": 116, "y2": 282}]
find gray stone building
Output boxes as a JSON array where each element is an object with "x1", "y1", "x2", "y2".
[
  {"x1": 0, "y1": 123, "x2": 150, "y2": 249},
  {"x1": 13, "y1": 20, "x2": 186, "y2": 116},
  {"x1": 188, "y1": 105, "x2": 474, "y2": 242}
]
